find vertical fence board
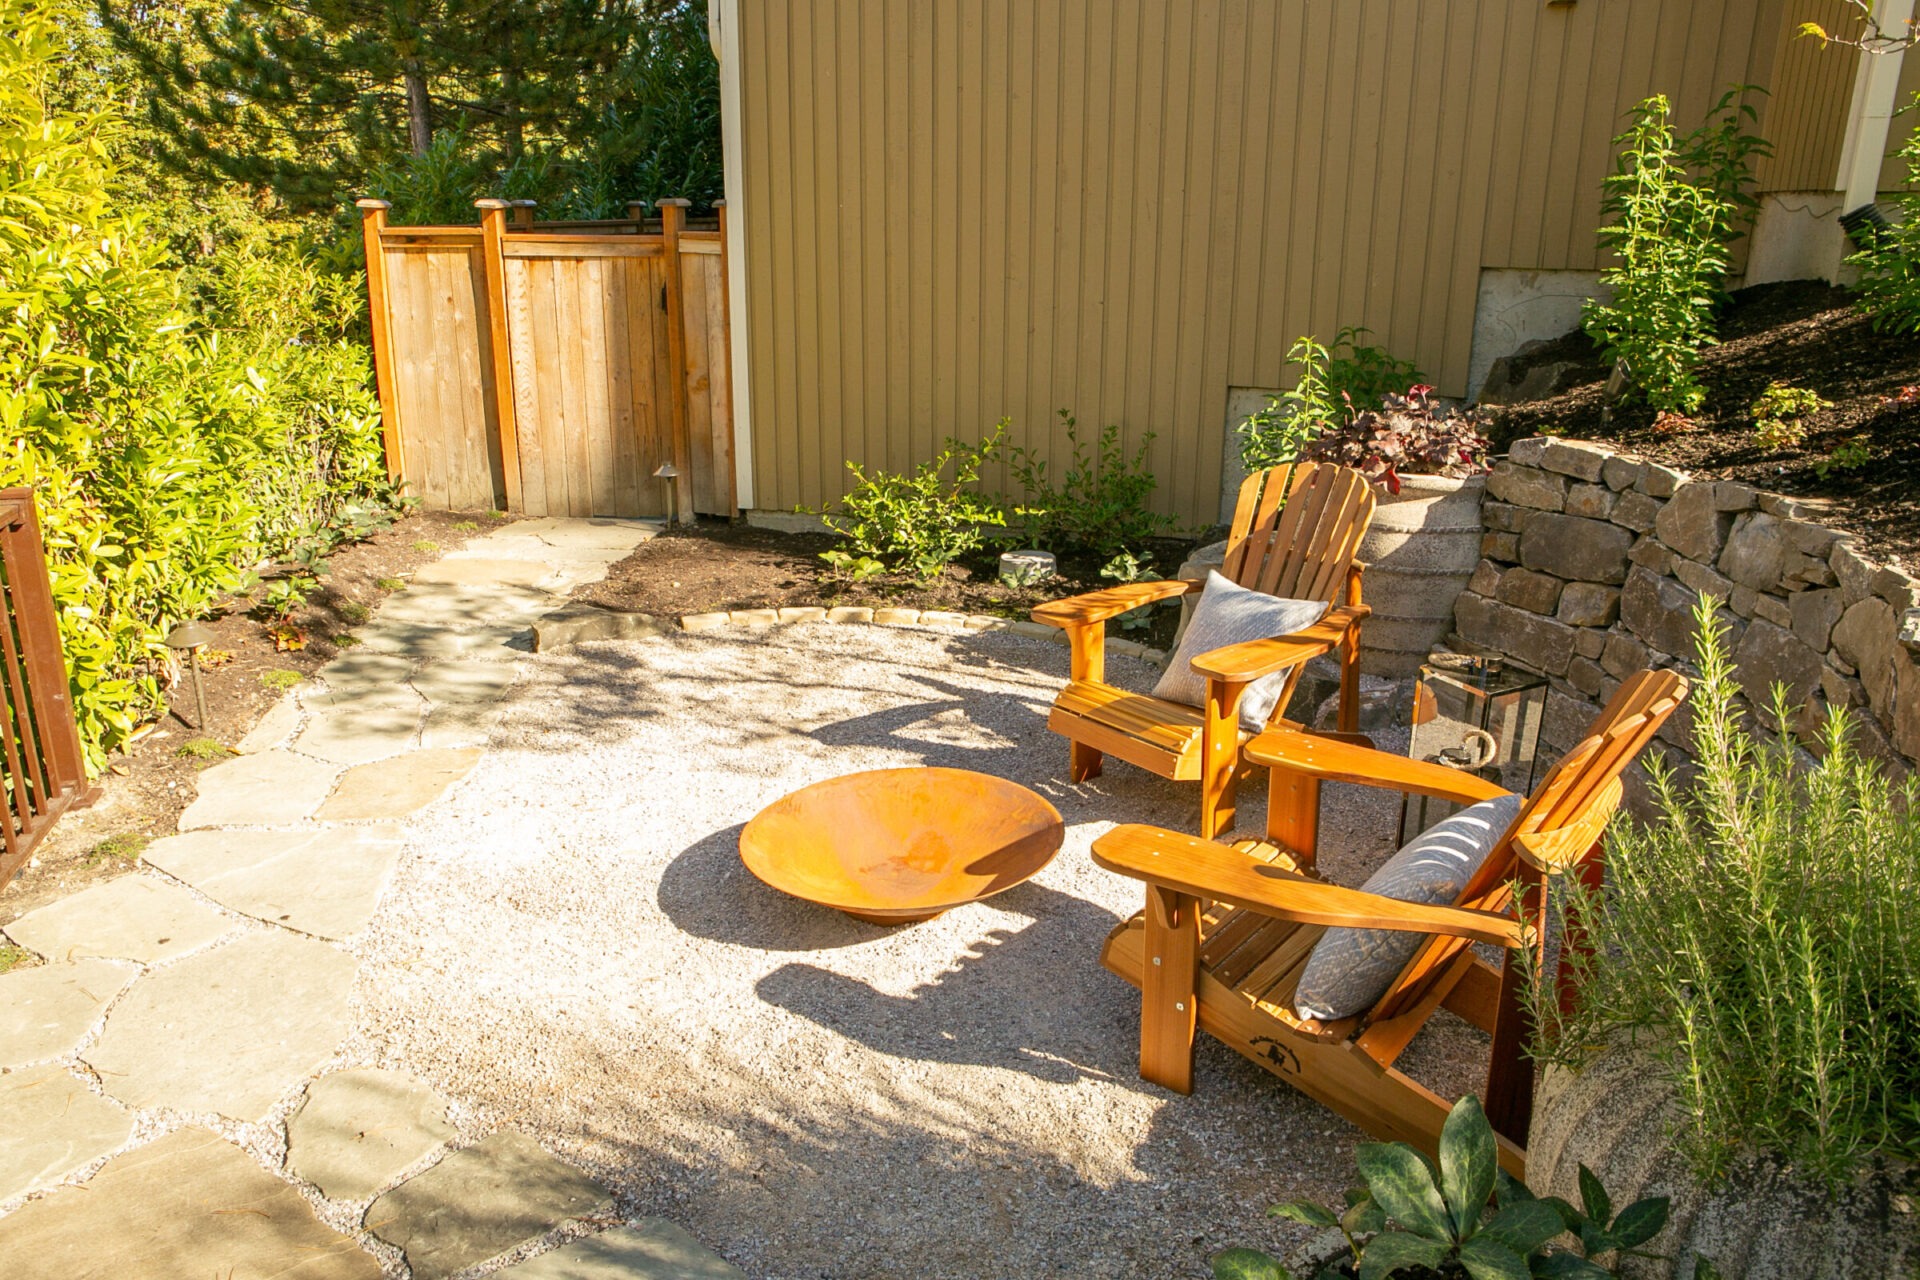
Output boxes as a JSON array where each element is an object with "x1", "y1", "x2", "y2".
[
  {"x1": 504, "y1": 256, "x2": 549, "y2": 517},
  {"x1": 683, "y1": 247, "x2": 718, "y2": 515}
]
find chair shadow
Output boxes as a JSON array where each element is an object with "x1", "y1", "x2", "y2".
[{"x1": 753, "y1": 882, "x2": 1142, "y2": 1087}]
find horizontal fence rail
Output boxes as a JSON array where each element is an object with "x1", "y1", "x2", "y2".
[
  {"x1": 0, "y1": 489, "x2": 94, "y2": 890},
  {"x1": 359, "y1": 197, "x2": 735, "y2": 520}
]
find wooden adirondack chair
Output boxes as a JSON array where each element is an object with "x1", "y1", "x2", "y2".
[
  {"x1": 1032, "y1": 463, "x2": 1376, "y2": 839},
  {"x1": 1090, "y1": 668, "x2": 1687, "y2": 1176}
]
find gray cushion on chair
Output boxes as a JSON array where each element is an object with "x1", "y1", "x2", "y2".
[
  {"x1": 1293, "y1": 792, "x2": 1524, "y2": 1023},
  {"x1": 1150, "y1": 571, "x2": 1328, "y2": 732}
]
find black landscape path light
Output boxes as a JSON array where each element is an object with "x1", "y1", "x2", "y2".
[
  {"x1": 165, "y1": 620, "x2": 215, "y2": 730},
  {"x1": 654, "y1": 460, "x2": 682, "y2": 526}
]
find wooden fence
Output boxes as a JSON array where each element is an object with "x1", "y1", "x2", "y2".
[
  {"x1": 358, "y1": 197, "x2": 735, "y2": 520},
  {"x1": 0, "y1": 490, "x2": 93, "y2": 891}
]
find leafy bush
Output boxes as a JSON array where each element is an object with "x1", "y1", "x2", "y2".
[
  {"x1": 1813, "y1": 434, "x2": 1872, "y2": 479},
  {"x1": 1300, "y1": 386, "x2": 1490, "y2": 492},
  {"x1": 1530, "y1": 598, "x2": 1920, "y2": 1184},
  {"x1": 1097, "y1": 550, "x2": 1158, "y2": 632},
  {"x1": 1213, "y1": 1095, "x2": 1672, "y2": 1280},
  {"x1": 817, "y1": 426, "x2": 1007, "y2": 581},
  {"x1": 1008, "y1": 411, "x2": 1174, "y2": 558},
  {"x1": 1239, "y1": 330, "x2": 1425, "y2": 472},
  {"x1": 1748, "y1": 381, "x2": 1831, "y2": 450},
  {"x1": 0, "y1": 0, "x2": 391, "y2": 769},
  {"x1": 1582, "y1": 94, "x2": 1754, "y2": 413},
  {"x1": 1850, "y1": 94, "x2": 1920, "y2": 334}
]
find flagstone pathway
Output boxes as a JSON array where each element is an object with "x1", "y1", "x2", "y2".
[{"x1": 0, "y1": 518, "x2": 746, "y2": 1279}]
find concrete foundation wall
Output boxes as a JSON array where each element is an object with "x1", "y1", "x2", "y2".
[{"x1": 1466, "y1": 270, "x2": 1609, "y2": 402}]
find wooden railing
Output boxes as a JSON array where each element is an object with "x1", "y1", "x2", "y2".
[{"x1": 0, "y1": 489, "x2": 92, "y2": 890}]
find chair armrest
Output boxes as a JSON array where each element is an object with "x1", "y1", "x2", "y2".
[
  {"x1": 1092, "y1": 823, "x2": 1524, "y2": 949},
  {"x1": 1242, "y1": 727, "x2": 1512, "y2": 806},
  {"x1": 1186, "y1": 605, "x2": 1372, "y2": 684},
  {"x1": 1031, "y1": 579, "x2": 1201, "y2": 628}
]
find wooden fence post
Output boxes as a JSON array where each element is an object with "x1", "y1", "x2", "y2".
[
  {"x1": 713, "y1": 198, "x2": 739, "y2": 516},
  {"x1": 625, "y1": 200, "x2": 648, "y2": 227},
  {"x1": 356, "y1": 199, "x2": 405, "y2": 482},
  {"x1": 510, "y1": 199, "x2": 537, "y2": 229},
  {"x1": 658, "y1": 197, "x2": 697, "y2": 523},
  {"x1": 475, "y1": 199, "x2": 525, "y2": 514}
]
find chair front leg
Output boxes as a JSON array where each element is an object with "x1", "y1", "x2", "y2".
[
  {"x1": 1337, "y1": 615, "x2": 1364, "y2": 736},
  {"x1": 1139, "y1": 882, "x2": 1200, "y2": 1094},
  {"x1": 1200, "y1": 677, "x2": 1247, "y2": 839},
  {"x1": 1066, "y1": 622, "x2": 1106, "y2": 781}
]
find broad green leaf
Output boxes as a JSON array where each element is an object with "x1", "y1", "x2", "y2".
[
  {"x1": 1538, "y1": 1196, "x2": 1584, "y2": 1233},
  {"x1": 1478, "y1": 1200, "x2": 1566, "y2": 1256},
  {"x1": 1694, "y1": 1258, "x2": 1725, "y2": 1280},
  {"x1": 1495, "y1": 1168, "x2": 1534, "y2": 1208},
  {"x1": 1355, "y1": 1231, "x2": 1448, "y2": 1280},
  {"x1": 1270, "y1": 1201, "x2": 1339, "y2": 1228},
  {"x1": 1343, "y1": 1195, "x2": 1387, "y2": 1237},
  {"x1": 1355, "y1": 1143, "x2": 1452, "y2": 1243},
  {"x1": 1211, "y1": 1247, "x2": 1292, "y2": 1280},
  {"x1": 1530, "y1": 1251, "x2": 1613, "y2": 1279},
  {"x1": 1458, "y1": 1236, "x2": 1531, "y2": 1280},
  {"x1": 1576, "y1": 1165, "x2": 1611, "y2": 1228},
  {"x1": 1609, "y1": 1196, "x2": 1670, "y2": 1250},
  {"x1": 1439, "y1": 1095, "x2": 1498, "y2": 1239}
]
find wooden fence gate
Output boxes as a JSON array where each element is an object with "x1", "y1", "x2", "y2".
[
  {"x1": 358, "y1": 198, "x2": 734, "y2": 520},
  {"x1": 0, "y1": 490, "x2": 94, "y2": 891}
]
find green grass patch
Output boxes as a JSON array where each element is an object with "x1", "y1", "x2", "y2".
[
  {"x1": 453, "y1": 520, "x2": 478, "y2": 533},
  {"x1": 332, "y1": 633, "x2": 362, "y2": 647},
  {"x1": 337, "y1": 600, "x2": 371, "y2": 624},
  {"x1": 375, "y1": 577, "x2": 406, "y2": 592},
  {"x1": 489, "y1": 509, "x2": 510, "y2": 521},
  {"x1": 412, "y1": 540, "x2": 439, "y2": 553},
  {"x1": 174, "y1": 737, "x2": 232, "y2": 763},
  {"x1": 0, "y1": 943, "x2": 30, "y2": 974},
  {"x1": 260, "y1": 669, "x2": 304, "y2": 691},
  {"x1": 86, "y1": 832, "x2": 149, "y2": 866}
]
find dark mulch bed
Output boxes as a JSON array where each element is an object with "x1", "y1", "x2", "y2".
[
  {"x1": 1488, "y1": 279, "x2": 1920, "y2": 571},
  {"x1": 0, "y1": 508, "x2": 508, "y2": 925},
  {"x1": 574, "y1": 521, "x2": 1200, "y2": 650}
]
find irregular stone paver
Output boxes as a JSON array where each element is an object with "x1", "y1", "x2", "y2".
[
  {"x1": 0, "y1": 958, "x2": 137, "y2": 1065},
  {"x1": 234, "y1": 695, "x2": 301, "y2": 754},
  {"x1": 179, "y1": 749, "x2": 341, "y2": 829},
  {"x1": 0, "y1": 1065, "x2": 133, "y2": 1201},
  {"x1": 3, "y1": 877, "x2": 233, "y2": 965},
  {"x1": 410, "y1": 658, "x2": 517, "y2": 707},
  {"x1": 413, "y1": 557, "x2": 560, "y2": 588},
  {"x1": 356, "y1": 620, "x2": 530, "y2": 660},
  {"x1": 452, "y1": 535, "x2": 622, "y2": 565},
  {"x1": 142, "y1": 827, "x2": 404, "y2": 940},
  {"x1": 309, "y1": 652, "x2": 417, "y2": 699},
  {"x1": 316, "y1": 749, "x2": 482, "y2": 823},
  {"x1": 502, "y1": 516, "x2": 658, "y2": 552},
  {"x1": 365, "y1": 1131, "x2": 608, "y2": 1280},
  {"x1": 0, "y1": 1126, "x2": 380, "y2": 1280},
  {"x1": 498, "y1": 1223, "x2": 747, "y2": 1280},
  {"x1": 286, "y1": 1068, "x2": 456, "y2": 1201},
  {"x1": 419, "y1": 701, "x2": 504, "y2": 751},
  {"x1": 376, "y1": 582, "x2": 556, "y2": 629},
  {"x1": 84, "y1": 930, "x2": 356, "y2": 1119},
  {"x1": 292, "y1": 695, "x2": 424, "y2": 766}
]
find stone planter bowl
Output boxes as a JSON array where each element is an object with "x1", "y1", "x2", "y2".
[
  {"x1": 1531, "y1": 1049, "x2": 1920, "y2": 1278},
  {"x1": 1355, "y1": 472, "x2": 1487, "y2": 678}
]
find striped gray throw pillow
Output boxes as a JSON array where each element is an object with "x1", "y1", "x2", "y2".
[{"x1": 1150, "y1": 571, "x2": 1328, "y2": 732}]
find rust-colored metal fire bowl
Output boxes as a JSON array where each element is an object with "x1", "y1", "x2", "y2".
[{"x1": 739, "y1": 767, "x2": 1066, "y2": 925}]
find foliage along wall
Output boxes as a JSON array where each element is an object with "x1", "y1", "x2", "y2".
[{"x1": 0, "y1": 0, "x2": 391, "y2": 771}]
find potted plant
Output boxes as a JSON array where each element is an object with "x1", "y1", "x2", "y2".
[
  {"x1": 1524, "y1": 600, "x2": 1920, "y2": 1278},
  {"x1": 1297, "y1": 385, "x2": 1490, "y2": 678}
]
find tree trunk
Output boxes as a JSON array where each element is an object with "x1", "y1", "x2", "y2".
[{"x1": 403, "y1": 60, "x2": 433, "y2": 155}]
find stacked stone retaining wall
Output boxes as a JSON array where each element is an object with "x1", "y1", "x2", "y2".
[{"x1": 1449, "y1": 436, "x2": 1920, "y2": 785}]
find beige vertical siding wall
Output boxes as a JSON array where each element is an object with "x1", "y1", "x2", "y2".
[{"x1": 736, "y1": 0, "x2": 1873, "y2": 524}]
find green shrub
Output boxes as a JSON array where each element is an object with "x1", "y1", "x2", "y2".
[
  {"x1": 1749, "y1": 380, "x2": 1831, "y2": 449},
  {"x1": 0, "y1": 0, "x2": 391, "y2": 772},
  {"x1": 1583, "y1": 94, "x2": 1755, "y2": 413},
  {"x1": 1850, "y1": 94, "x2": 1920, "y2": 333},
  {"x1": 1097, "y1": 550, "x2": 1157, "y2": 632},
  {"x1": 1813, "y1": 434, "x2": 1872, "y2": 479},
  {"x1": 817, "y1": 426, "x2": 1007, "y2": 581},
  {"x1": 1239, "y1": 330, "x2": 1424, "y2": 472},
  {"x1": 1530, "y1": 598, "x2": 1920, "y2": 1184},
  {"x1": 1007, "y1": 411, "x2": 1174, "y2": 558},
  {"x1": 1215, "y1": 1095, "x2": 1673, "y2": 1280}
]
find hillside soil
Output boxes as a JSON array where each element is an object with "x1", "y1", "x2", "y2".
[{"x1": 1488, "y1": 280, "x2": 1920, "y2": 572}]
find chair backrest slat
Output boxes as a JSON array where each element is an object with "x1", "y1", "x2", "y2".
[
  {"x1": 1366, "y1": 668, "x2": 1687, "y2": 1024},
  {"x1": 1222, "y1": 463, "x2": 1375, "y2": 607}
]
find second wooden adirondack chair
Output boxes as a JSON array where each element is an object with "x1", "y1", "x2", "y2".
[
  {"x1": 1032, "y1": 462, "x2": 1376, "y2": 838},
  {"x1": 1090, "y1": 669, "x2": 1687, "y2": 1176}
]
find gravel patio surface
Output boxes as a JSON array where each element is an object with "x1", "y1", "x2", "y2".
[{"x1": 354, "y1": 623, "x2": 1483, "y2": 1279}]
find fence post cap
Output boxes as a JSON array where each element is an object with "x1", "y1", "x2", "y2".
[
  {"x1": 509, "y1": 198, "x2": 538, "y2": 207},
  {"x1": 355, "y1": 198, "x2": 392, "y2": 210},
  {"x1": 474, "y1": 198, "x2": 511, "y2": 210},
  {"x1": 655, "y1": 197, "x2": 693, "y2": 208},
  {"x1": 713, "y1": 198, "x2": 727, "y2": 208}
]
